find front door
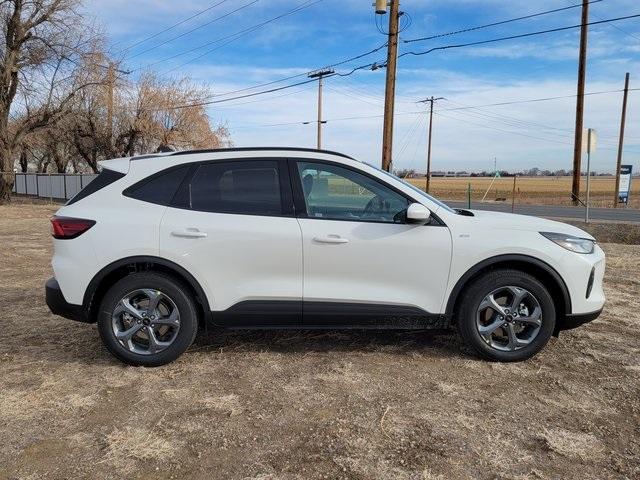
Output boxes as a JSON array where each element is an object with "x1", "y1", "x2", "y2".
[{"x1": 292, "y1": 160, "x2": 452, "y2": 325}]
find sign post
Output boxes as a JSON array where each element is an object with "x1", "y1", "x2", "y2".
[{"x1": 617, "y1": 164, "x2": 633, "y2": 206}]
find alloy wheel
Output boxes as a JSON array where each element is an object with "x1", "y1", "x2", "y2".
[
  {"x1": 111, "y1": 289, "x2": 181, "y2": 355},
  {"x1": 475, "y1": 286, "x2": 543, "y2": 352}
]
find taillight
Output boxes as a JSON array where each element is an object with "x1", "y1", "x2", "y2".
[{"x1": 50, "y1": 216, "x2": 96, "y2": 239}]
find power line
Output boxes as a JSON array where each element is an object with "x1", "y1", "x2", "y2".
[
  {"x1": 227, "y1": 88, "x2": 639, "y2": 129},
  {"x1": 196, "y1": 43, "x2": 388, "y2": 101},
  {"x1": 396, "y1": 113, "x2": 426, "y2": 160},
  {"x1": 231, "y1": 110, "x2": 424, "y2": 129},
  {"x1": 163, "y1": 3, "x2": 606, "y2": 104},
  {"x1": 171, "y1": 77, "x2": 322, "y2": 109},
  {"x1": 150, "y1": 14, "x2": 640, "y2": 111},
  {"x1": 434, "y1": 110, "x2": 573, "y2": 146},
  {"x1": 439, "y1": 99, "x2": 630, "y2": 147},
  {"x1": 116, "y1": 0, "x2": 230, "y2": 53},
  {"x1": 403, "y1": 0, "x2": 603, "y2": 43},
  {"x1": 132, "y1": 0, "x2": 320, "y2": 73},
  {"x1": 161, "y1": 59, "x2": 379, "y2": 109},
  {"x1": 570, "y1": 0, "x2": 640, "y2": 43},
  {"x1": 125, "y1": 0, "x2": 260, "y2": 61},
  {"x1": 165, "y1": 1, "x2": 605, "y2": 99},
  {"x1": 400, "y1": 13, "x2": 640, "y2": 58},
  {"x1": 436, "y1": 88, "x2": 640, "y2": 110},
  {"x1": 435, "y1": 110, "x2": 639, "y2": 153},
  {"x1": 213, "y1": 84, "x2": 317, "y2": 108}
]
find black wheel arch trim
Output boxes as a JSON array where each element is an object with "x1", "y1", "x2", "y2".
[
  {"x1": 82, "y1": 256, "x2": 212, "y2": 323},
  {"x1": 445, "y1": 254, "x2": 572, "y2": 317}
]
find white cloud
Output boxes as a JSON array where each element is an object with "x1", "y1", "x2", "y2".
[{"x1": 197, "y1": 65, "x2": 640, "y2": 173}]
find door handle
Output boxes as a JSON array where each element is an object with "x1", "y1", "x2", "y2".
[
  {"x1": 171, "y1": 228, "x2": 207, "y2": 238},
  {"x1": 313, "y1": 235, "x2": 349, "y2": 244}
]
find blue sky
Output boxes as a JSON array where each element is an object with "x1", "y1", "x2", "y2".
[{"x1": 84, "y1": 0, "x2": 640, "y2": 173}]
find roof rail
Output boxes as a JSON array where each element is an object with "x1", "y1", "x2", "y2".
[{"x1": 168, "y1": 147, "x2": 355, "y2": 160}]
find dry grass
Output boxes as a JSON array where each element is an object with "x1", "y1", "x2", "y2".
[
  {"x1": 1, "y1": 203, "x2": 639, "y2": 480},
  {"x1": 563, "y1": 221, "x2": 640, "y2": 245},
  {"x1": 407, "y1": 176, "x2": 640, "y2": 208}
]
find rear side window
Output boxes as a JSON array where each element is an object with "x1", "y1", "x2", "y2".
[
  {"x1": 189, "y1": 160, "x2": 282, "y2": 215},
  {"x1": 124, "y1": 165, "x2": 190, "y2": 206},
  {"x1": 66, "y1": 169, "x2": 125, "y2": 205}
]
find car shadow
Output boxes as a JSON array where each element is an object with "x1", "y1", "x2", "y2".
[{"x1": 190, "y1": 327, "x2": 467, "y2": 358}]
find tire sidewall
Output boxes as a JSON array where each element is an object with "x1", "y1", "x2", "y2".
[
  {"x1": 97, "y1": 272, "x2": 198, "y2": 367},
  {"x1": 458, "y1": 270, "x2": 556, "y2": 362}
]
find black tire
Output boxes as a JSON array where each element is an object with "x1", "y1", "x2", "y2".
[
  {"x1": 97, "y1": 272, "x2": 199, "y2": 367},
  {"x1": 456, "y1": 269, "x2": 556, "y2": 362}
]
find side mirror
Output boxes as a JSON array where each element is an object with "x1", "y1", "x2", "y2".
[{"x1": 406, "y1": 203, "x2": 431, "y2": 224}]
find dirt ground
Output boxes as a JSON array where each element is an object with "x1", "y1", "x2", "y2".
[{"x1": 1, "y1": 203, "x2": 639, "y2": 480}]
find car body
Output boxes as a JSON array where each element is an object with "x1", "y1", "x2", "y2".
[{"x1": 46, "y1": 148, "x2": 605, "y2": 366}]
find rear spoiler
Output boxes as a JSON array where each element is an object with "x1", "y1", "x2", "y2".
[{"x1": 98, "y1": 157, "x2": 132, "y2": 174}]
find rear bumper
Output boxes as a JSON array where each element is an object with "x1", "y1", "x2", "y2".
[
  {"x1": 46, "y1": 277, "x2": 88, "y2": 322},
  {"x1": 560, "y1": 308, "x2": 603, "y2": 331}
]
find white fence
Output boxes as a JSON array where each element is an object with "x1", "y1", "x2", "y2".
[{"x1": 10, "y1": 172, "x2": 98, "y2": 201}]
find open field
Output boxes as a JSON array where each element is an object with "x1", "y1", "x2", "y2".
[
  {"x1": 407, "y1": 176, "x2": 640, "y2": 209},
  {"x1": 1, "y1": 204, "x2": 639, "y2": 479}
]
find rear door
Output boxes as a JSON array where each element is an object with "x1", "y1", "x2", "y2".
[
  {"x1": 160, "y1": 158, "x2": 303, "y2": 326},
  {"x1": 291, "y1": 159, "x2": 452, "y2": 325}
]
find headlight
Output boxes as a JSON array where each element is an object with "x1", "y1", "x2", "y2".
[{"x1": 540, "y1": 232, "x2": 595, "y2": 254}]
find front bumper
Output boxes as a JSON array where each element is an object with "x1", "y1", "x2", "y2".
[
  {"x1": 560, "y1": 308, "x2": 603, "y2": 330},
  {"x1": 46, "y1": 277, "x2": 88, "y2": 322}
]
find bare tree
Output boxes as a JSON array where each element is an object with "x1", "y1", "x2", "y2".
[
  {"x1": 114, "y1": 72, "x2": 229, "y2": 156},
  {"x1": 0, "y1": 2, "x2": 230, "y2": 199},
  {"x1": 0, "y1": 0, "x2": 100, "y2": 202}
]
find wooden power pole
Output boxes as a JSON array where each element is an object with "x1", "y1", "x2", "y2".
[
  {"x1": 381, "y1": 0, "x2": 400, "y2": 172},
  {"x1": 613, "y1": 72, "x2": 630, "y2": 208},
  {"x1": 106, "y1": 62, "x2": 115, "y2": 148},
  {"x1": 571, "y1": 0, "x2": 589, "y2": 205},
  {"x1": 308, "y1": 69, "x2": 334, "y2": 149},
  {"x1": 418, "y1": 96, "x2": 443, "y2": 193}
]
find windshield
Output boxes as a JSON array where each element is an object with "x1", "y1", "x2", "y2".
[{"x1": 370, "y1": 165, "x2": 457, "y2": 214}]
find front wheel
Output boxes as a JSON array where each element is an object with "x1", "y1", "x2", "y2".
[
  {"x1": 97, "y1": 272, "x2": 199, "y2": 366},
  {"x1": 456, "y1": 269, "x2": 556, "y2": 362}
]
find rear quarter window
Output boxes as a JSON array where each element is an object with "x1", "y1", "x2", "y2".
[
  {"x1": 66, "y1": 169, "x2": 125, "y2": 205},
  {"x1": 123, "y1": 164, "x2": 191, "y2": 206}
]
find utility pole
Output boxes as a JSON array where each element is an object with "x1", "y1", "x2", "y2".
[
  {"x1": 378, "y1": 0, "x2": 400, "y2": 172},
  {"x1": 308, "y1": 69, "x2": 334, "y2": 149},
  {"x1": 614, "y1": 72, "x2": 630, "y2": 208},
  {"x1": 418, "y1": 96, "x2": 443, "y2": 193},
  {"x1": 104, "y1": 63, "x2": 131, "y2": 154},
  {"x1": 106, "y1": 62, "x2": 115, "y2": 149},
  {"x1": 571, "y1": 0, "x2": 589, "y2": 205}
]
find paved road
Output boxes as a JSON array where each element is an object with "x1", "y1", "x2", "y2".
[{"x1": 445, "y1": 201, "x2": 640, "y2": 223}]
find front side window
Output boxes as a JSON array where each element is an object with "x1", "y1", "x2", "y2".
[
  {"x1": 297, "y1": 162, "x2": 409, "y2": 223},
  {"x1": 189, "y1": 160, "x2": 282, "y2": 215}
]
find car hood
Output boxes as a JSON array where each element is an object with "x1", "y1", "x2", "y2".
[{"x1": 465, "y1": 209, "x2": 595, "y2": 240}]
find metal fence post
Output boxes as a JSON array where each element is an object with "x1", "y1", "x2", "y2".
[{"x1": 467, "y1": 183, "x2": 472, "y2": 209}]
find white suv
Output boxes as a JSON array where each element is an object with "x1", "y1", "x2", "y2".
[{"x1": 46, "y1": 148, "x2": 605, "y2": 366}]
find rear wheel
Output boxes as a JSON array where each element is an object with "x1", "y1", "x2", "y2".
[
  {"x1": 456, "y1": 269, "x2": 556, "y2": 362},
  {"x1": 97, "y1": 272, "x2": 198, "y2": 366}
]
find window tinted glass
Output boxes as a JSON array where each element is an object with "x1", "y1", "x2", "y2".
[
  {"x1": 66, "y1": 169, "x2": 124, "y2": 205},
  {"x1": 297, "y1": 162, "x2": 409, "y2": 223},
  {"x1": 126, "y1": 165, "x2": 190, "y2": 205},
  {"x1": 190, "y1": 160, "x2": 282, "y2": 215}
]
